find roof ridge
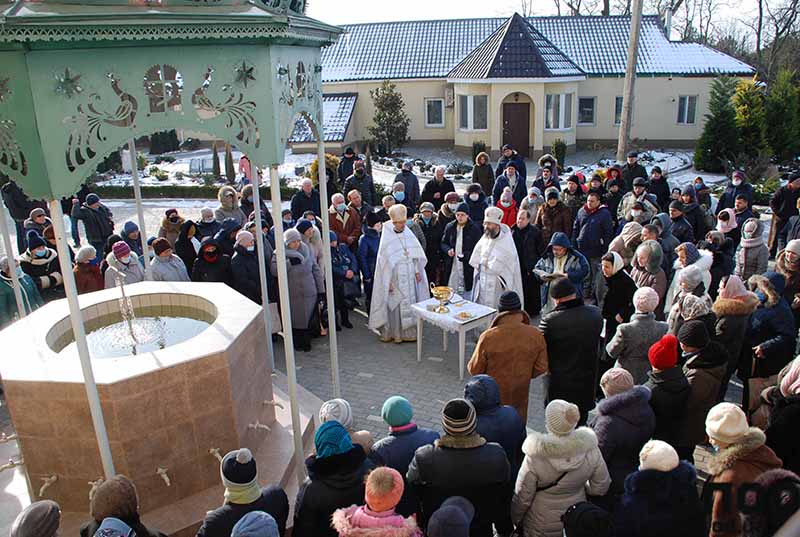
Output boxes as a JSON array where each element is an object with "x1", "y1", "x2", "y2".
[{"x1": 337, "y1": 14, "x2": 664, "y2": 28}]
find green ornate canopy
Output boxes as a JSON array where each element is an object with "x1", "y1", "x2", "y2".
[{"x1": 0, "y1": 0, "x2": 341, "y2": 200}]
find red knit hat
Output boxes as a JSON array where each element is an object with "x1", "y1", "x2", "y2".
[
  {"x1": 364, "y1": 467, "x2": 404, "y2": 513},
  {"x1": 648, "y1": 334, "x2": 678, "y2": 370}
]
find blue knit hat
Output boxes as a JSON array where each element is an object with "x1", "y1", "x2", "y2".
[
  {"x1": 122, "y1": 221, "x2": 138, "y2": 235},
  {"x1": 381, "y1": 396, "x2": 413, "y2": 427},
  {"x1": 232, "y1": 511, "x2": 279, "y2": 537},
  {"x1": 314, "y1": 420, "x2": 352, "y2": 459},
  {"x1": 26, "y1": 230, "x2": 46, "y2": 251}
]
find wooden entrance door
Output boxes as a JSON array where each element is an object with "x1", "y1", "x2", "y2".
[{"x1": 502, "y1": 103, "x2": 530, "y2": 158}]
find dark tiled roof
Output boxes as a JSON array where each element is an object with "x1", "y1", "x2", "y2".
[
  {"x1": 449, "y1": 13, "x2": 583, "y2": 79},
  {"x1": 321, "y1": 15, "x2": 754, "y2": 82},
  {"x1": 290, "y1": 93, "x2": 357, "y2": 143}
]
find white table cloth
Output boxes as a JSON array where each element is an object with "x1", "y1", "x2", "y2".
[{"x1": 411, "y1": 296, "x2": 497, "y2": 379}]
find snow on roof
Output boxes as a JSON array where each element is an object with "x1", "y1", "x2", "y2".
[
  {"x1": 448, "y1": 13, "x2": 584, "y2": 79},
  {"x1": 321, "y1": 15, "x2": 754, "y2": 82},
  {"x1": 290, "y1": 93, "x2": 357, "y2": 143}
]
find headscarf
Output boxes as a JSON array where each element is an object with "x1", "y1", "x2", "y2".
[
  {"x1": 719, "y1": 275, "x2": 749, "y2": 300},
  {"x1": 780, "y1": 357, "x2": 800, "y2": 397},
  {"x1": 716, "y1": 208, "x2": 738, "y2": 234},
  {"x1": 606, "y1": 251, "x2": 625, "y2": 275}
]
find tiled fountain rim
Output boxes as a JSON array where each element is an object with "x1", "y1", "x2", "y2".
[{"x1": 0, "y1": 281, "x2": 262, "y2": 385}]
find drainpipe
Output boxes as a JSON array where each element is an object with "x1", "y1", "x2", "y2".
[
  {"x1": 49, "y1": 200, "x2": 115, "y2": 479},
  {"x1": 314, "y1": 139, "x2": 341, "y2": 398},
  {"x1": 0, "y1": 200, "x2": 26, "y2": 319}
]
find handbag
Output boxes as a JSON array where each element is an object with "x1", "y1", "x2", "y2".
[
  {"x1": 747, "y1": 354, "x2": 778, "y2": 416},
  {"x1": 343, "y1": 274, "x2": 362, "y2": 299},
  {"x1": 511, "y1": 472, "x2": 568, "y2": 536}
]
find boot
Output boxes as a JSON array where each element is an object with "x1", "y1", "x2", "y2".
[
  {"x1": 335, "y1": 310, "x2": 342, "y2": 331},
  {"x1": 341, "y1": 308, "x2": 353, "y2": 329}
]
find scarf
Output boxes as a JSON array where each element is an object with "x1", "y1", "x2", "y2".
[
  {"x1": 223, "y1": 481, "x2": 262, "y2": 505},
  {"x1": 608, "y1": 250, "x2": 624, "y2": 275},
  {"x1": 719, "y1": 274, "x2": 748, "y2": 299}
]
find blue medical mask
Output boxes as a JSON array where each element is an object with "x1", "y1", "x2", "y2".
[
  {"x1": 336, "y1": 203, "x2": 347, "y2": 212},
  {"x1": 246, "y1": 245, "x2": 255, "y2": 252},
  {"x1": 247, "y1": 196, "x2": 253, "y2": 202},
  {"x1": 406, "y1": 219, "x2": 413, "y2": 226},
  {"x1": 34, "y1": 249, "x2": 47, "y2": 258},
  {"x1": 422, "y1": 216, "x2": 432, "y2": 224},
  {"x1": 394, "y1": 192, "x2": 405, "y2": 202},
  {"x1": 755, "y1": 290, "x2": 767, "y2": 303}
]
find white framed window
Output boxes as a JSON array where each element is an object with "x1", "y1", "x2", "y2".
[
  {"x1": 614, "y1": 96, "x2": 624, "y2": 125},
  {"x1": 424, "y1": 98, "x2": 444, "y2": 128},
  {"x1": 458, "y1": 94, "x2": 488, "y2": 131},
  {"x1": 578, "y1": 97, "x2": 596, "y2": 125},
  {"x1": 545, "y1": 93, "x2": 573, "y2": 130},
  {"x1": 677, "y1": 95, "x2": 698, "y2": 124}
]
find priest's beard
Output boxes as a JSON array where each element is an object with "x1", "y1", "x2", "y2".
[{"x1": 484, "y1": 226, "x2": 500, "y2": 239}]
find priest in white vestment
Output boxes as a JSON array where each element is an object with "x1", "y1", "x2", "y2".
[
  {"x1": 368, "y1": 204, "x2": 429, "y2": 343},
  {"x1": 469, "y1": 206, "x2": 524, "y2": 310}
]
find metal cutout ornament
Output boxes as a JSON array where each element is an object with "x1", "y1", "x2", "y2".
[
  {"x1": 0, "y1": 119, "x2": 28, "y2": 176},
  {"x1": 0, "y1": 78, "x2": 10, "y2": 103},
  {"x1": 55, "y1": 68, "x2": 83, "y2": 98},
  {"x1": 235, "y1": 61, "x2": 256, "y2": 88},
  {"x1": 192, "y1": 67, "x2": 260, "y2": 147}
]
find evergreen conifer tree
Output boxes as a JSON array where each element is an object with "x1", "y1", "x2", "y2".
[
  {"x1": 224, "y1": 143, "x2": 236, "y2": 184},
  {"x1": 734, "y1": 77, "x2": 769, "y2": 160},
  {"x1": 765, "y1": 69, "x2": 799, "y2": 163},
  {"x1": 212, "y1": 141, "x2": 222, "y2": 179},
  {"x1": 694, "y1": 76, "x2": 739, "y2": 172},
  {"x1": 367, "y1": 80, "x2": 410, "y2": 154}
]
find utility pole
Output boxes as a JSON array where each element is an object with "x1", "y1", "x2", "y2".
[{"x1": 616, "y1": 0, "x2": 643, "y2": 162}]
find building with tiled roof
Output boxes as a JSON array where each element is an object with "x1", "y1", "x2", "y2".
[{"x1": 293, "y1": 13, "x2": 753, "y2": 157}]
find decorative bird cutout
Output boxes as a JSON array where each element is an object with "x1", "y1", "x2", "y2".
[
  {"x1": 0, "y1": 119, "x2": 28, "y2": 176},
  {"x1": 192, "y1": 67, "x2": 260, "y2": 147}
]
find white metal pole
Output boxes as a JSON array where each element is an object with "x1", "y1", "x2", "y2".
[
  {"x1": 49, "y1": 200, "x2": 115, "y2": 479},
  {"x1": 250, "y1": 168, "x2": 275, "y2": 369},
  {"x1": 314, "y1": 141, "x2": 341, "y2": 398},
  {"x1": 128, "y1": 139, "x2": 151, "y2": 278},
  {"x1": 269, "y1": 166, "x2": 307, "y2": 487},
  {"x1": 0, "y1": 200, "x2": 26, "y2": 319}
]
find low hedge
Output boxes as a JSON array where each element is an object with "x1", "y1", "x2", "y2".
[{"x1": 94, "y1": 184, "x2": 299, "y2": 201}]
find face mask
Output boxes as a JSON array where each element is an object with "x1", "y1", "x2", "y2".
[
  {"x1": 448, "y1": 203, "x2": 460, "y2": 212},
  {"x1": 203, "y1": 250, "x2": 218, "y2": 262},
  {"x1": 355, "y1": 169, "x2": 364, "y2": 176},
  {"x1": 283, "y1": 218, "x2": 292, "y2": 225},
  {"x1": 732, "y1": 178, "x2": 742, "y2": 186},
  {"x1": 169, "y1": 215, "x2": 179, "y2": 223},
  {"x1": 119, "y1": 255, "x2": 131, "y2": 265},
  {"x1": 394, "y1": 192, "x2": 405, "y2": 202},
  {"x1": 406, "y1": 219, "x2": 413, "y2": 227},
  {"x1": 246, "y1": 245, "x2": 255, "y2": 252},
  {"x1": 631, "y1": 210, "x2": 642, "y2": 218},
  {"x1": 755, "y1": 290, "x2": 767, "y2": 303},
  {"x1": 336, "y1": 203, "x2": 347, "y2": 212},
  {"x1": 34, "y1": 249, "x2": 47, "y2": 258},
  {"x1": 247, "y1": 196, "x2": 253, "y2": 203},
  {"x1": 694, "y1": 183, "x2": 703, "y2": 190},
  {"x1": 501, "y1": 200, "x2": 511, "y2": 207},
  {"x1": 422, "y1": 216, "x2": 431, "y2": 224},
  {"x1": 469, "y1": 193, "x2": 479, "y2": 202}
]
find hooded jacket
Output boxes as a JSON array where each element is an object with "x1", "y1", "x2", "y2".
[
  {"x1": 150, "y1": 253, "x2": 190, "y2": 283},
  {"x1": 157, "y1": 213, "x2": 184, "y2": 247},
  {"x1": 645, "y1": 366, "x2": 690, "y2": 448},
  {"x1": 331, "y1": 505, "x2": 422, "y2": 537},
  {"x1": 120, "y1": 225, "x2": 144, "y2": 258},
  {"x1": 464, "y1": 375, "x2": 527, "y2": 475},
  {"x1": 534, "y1": 198, "x2": 573, "y2": 244},
  {"x1": 608, "y1": 221, "x2": 643, "y2": 267},
  {"x1": 174, "y1": 220, "x2": 200, "y2": 274},
  {"x1": 18, "y1": 247, "x2": 64, "y2": 302},
  {"x1": 214, "y1": 218, "x2": 243, "y2": 257},
  {"x1": 665, "y1": 249, "x2": 713, "y2": 315},
  {"x1": 191, "y1": 239, "x2": 232, "y2": 285},
  {"x1": 215, "y1": 185, "x2": 246, "y2": 225},
  {"x1": 607, "y1": 312, "x2": 668, "y2": 384},
  {"x1": 472, "y1": 152, "x2": 495, "y2": 196},
  {"x1": 736, "y1": 218, "x2": 768, "y2": 282},
  {"x1": 651, "y1": 213, "x2": 680, "y2": 269},
  {"x1": 533, "y1": 232, "x2": 590, "y2": 307},
  {"x1": 745, "y1": 272, "x2": 797, "y2": 378},
  {"x1": 294, "y1": 447, "x2": 375, "y2": 537},
  {"x1": 589, "y1": 386, "x2": 656, "y2": 497},
  {"x1": 572, "y1": 203, "x2": 614, "y2": 259},
  {"x1": 103, "y1": 251, "x2": 146, "y2": 289},
  {"x1": 630, "y1": 242, "x2": 668, "y2": 316},
  {"x1": 511, "y1": 428, "x2": 610, "y2": 537},
  {"x1": 614, "y1": 462, "x2": 706, "y2": 537}
]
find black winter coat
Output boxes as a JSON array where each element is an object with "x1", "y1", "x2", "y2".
[
  {"x1": 338, "y1": 154, "x2": 357, "y2": 184},
  {"x1": 572, "y1": 205, "x2": 614, "y2": 259},
  {"x1": 196, "y1": 486, "x2": 289, "y2": 537},
  {"x1": 539, "y1": 298, "x2": 603, "y2": 425},
  {"x1": 670, "y1": 216, "x2": 695, "y2": 245},
  {"x1": 770, "y1": 185, "x2": 800, "y2": 223},
  {"x1": 777, "y1": 214, "x2": 800, "y2": 251},
  {"x1": 717, "y1": 181, "x2": 754, "y2": 214},
  {"x1": 621, "y1": 163, "x2": 648, "y2": 192},
  {"x1": 192, "y1": 240, "x2": 232, "y2": 285},
  {"x1": 681, "y1": 202, "x2": 707, "y2": 240},
  {"x1": 71, "y1": 202, "x2": 114, "y2": 244},
  {"x1": 343, "y1": 172, "x2": 379, "y2": 207},
  {"x1": 420, "y1": 178, "x2": 456, "y2": 211},
  {"x1": 765, "y1": 393, "x2": 800, "y2": 475},
  {"x1": 702, "y1": 240, "x2": 735, "y2": 300},
  {"x1": 713, "y1": 294, "x2": 759, "y2": 384},
  {"x1": 602, "y1": 269, "x2": 637, "y2": 335},
  {"x1": 290, "y1": 189, "x2": 322, "y2": 221},
  {"x1": 464, "y1": 192, "x2": 489, "y2": 223},
  {"x1": 415, "y1": 214, "x2": 444, "y2": 274},
  {"x1": 174, "y1": 220, "x2": 198, "y2": 274},
  {"x1": 440, "y1": 220, "x2": 481, "y2": 291},
  {"x1": 589, "y1": 386, "x2": 656, "y2": 497},
  {"x1": 512, "y1": 223, "x2": 545, "y2": 315},
  {"x1": 239, "y1": 196, "x2": 272, "y2": 226},
  {"x1": 370, "y1": 424, "x2": 439, "y2": 516},
  {"x1": 644, "y1": 366, "x2": 690, "y2": 449},
  {"x1": 649, "y1": 177, "x2": 672, "y2": 212},
  {"x1": 230, "y1": 245, "x2": 261, "y2": 304},
  {"x1": 407, "y1": 437, "x2": 511, "y2": 537},
  {"x1": 196, "y1": 220, "x2": 221, "y2": 241},
  {"x1": 1, "y1": 181, "x2": 36, "y2": 220},
  {"x1": 746, "y1": 295, "x2": 796, "y2": 378},
  {"x1": 495, "y1": 152, "x2": 527, "y2": 179},
  {"x1": 614, "y1": 462, "x2": 706, "y2": 537},
  {"x1": 293, "y1": 447, "x2": 374, "y2": 537}
]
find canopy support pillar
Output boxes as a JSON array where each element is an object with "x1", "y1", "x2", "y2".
[
  {"x1": 0, "y1": 200, "x2": 26, "y2": 320},
  {"x1": 250, "y1": 169, "x2": 275, "y2": 370},
  {"x1": 128, "y1": 139, "x2": 151, "y2": 278}
]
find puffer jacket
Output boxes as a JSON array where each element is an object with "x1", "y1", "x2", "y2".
[
  {"x1": 0, "y1": 271, "x2": 43, "y2": 327},
  {"x1": 744, "y1": 272, "x2": 797, "y2": 378},
  {"x1": 735, "y1": 218, "x2": 768, "y2": 282},
  {"x1": 103, "y1": 251, "x2": 146, "y2": 289},
  {"x1": 231, "y1": 244, "x2": 261, "y2": 303},
  {"x1": 331, "y1": 505, "x2": 422, "y2": 537},
  {"x1": 357, "y1": 228, "x2": 381, "y2": 282},
  {"x1": 651, "y1": 213, "x2": 680, "y2": 269},
  {"x1": 214, "y1": 185, "x2": 246, "y2": 225},
  {"x1": 682, "y1": 342, "x2": 728, "y2": 447},
  {"x1": 464, "y1": 375, "x2": 527, "y2": 474},
  {"x1": 614, "y1": 462, "x2": 706, "y2": 537},
  {"x1": 271, "y1": 242, "x2": 324, "y2": 328},
  {"x1": 511, "y1": 428, "x2": 610, "y2": 537},
  {"x1": 606, "y1": 312, "x2": 668, "y2": 384},
  {"x1": 533, "y1": 232, "x2": 590, "y2": 308},
  {"x1": 150, "y1": 254, "x2": 190, "y2": 282},
  {"x1": 157, "y1": 214, "x2": 184, "y2": 247},
  {"x1": 71, "y1": 201, "x2": 114, "y2": 244},
  {"x1": 213, "y1": 218, "x2": 242, "y2": 257},
  {"x1": 629, "y1": 241, "x2": 668, "y2": 317},
  {"x1": 534, "y1": 199, "x2": 573, "y2": 245},
  {"x1": 713, "y1": 291, "x2": 759, "y2": 394},
  {"x1": 644, "y1": 366, "x2": 690, "y2": 449},
  {"x1": 571, "y1": 203, "x2": 614, "y2": 259},
  {"x1": 669, "y1": 215, "x2": 695, "y2": 245},
  {"x1": 18, "y1": 247, "x2": 64, "y2": 302},
  {"x1": 589, "y1": 386, "x2": 655, "y2": 498},
  {"x1": 608, "y1": 221, "x2": 643, "y2": 267},
  {"x1": 294, "y1": 447, "x2": 375, "y2": 537}
]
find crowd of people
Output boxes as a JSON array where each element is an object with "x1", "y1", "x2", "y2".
[{"x1": 4, "y1": 143, "x2": 800, "y2": 537}]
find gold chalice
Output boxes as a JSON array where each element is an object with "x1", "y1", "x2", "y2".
[{"x1": 430, "y1": 284, "x2": 455, "y2": 313}]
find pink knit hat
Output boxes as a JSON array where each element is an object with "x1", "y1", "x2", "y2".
[
  {"x1": 633, "y1": 286, "x2": 660, "y2": 313},
  {"x1": 780, "y1": 357, "x2": 800, "y2": 397},
  {"x1": 600, "y1": 368, "x2": 634, "y2": 397},
  {"x1": 364, "y1": 467, "x2": 404, "y2": 513},
  {"x1": 112, "y1": 241, "x2": 130, "y2": 259},
  {"x1": 719, "y1": 275, "x2": 749, "y2": 300}
]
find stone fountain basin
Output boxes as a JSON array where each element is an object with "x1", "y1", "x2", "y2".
[{"x1": 0, "y1": 281, "x2": 279, "y2": 516}]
